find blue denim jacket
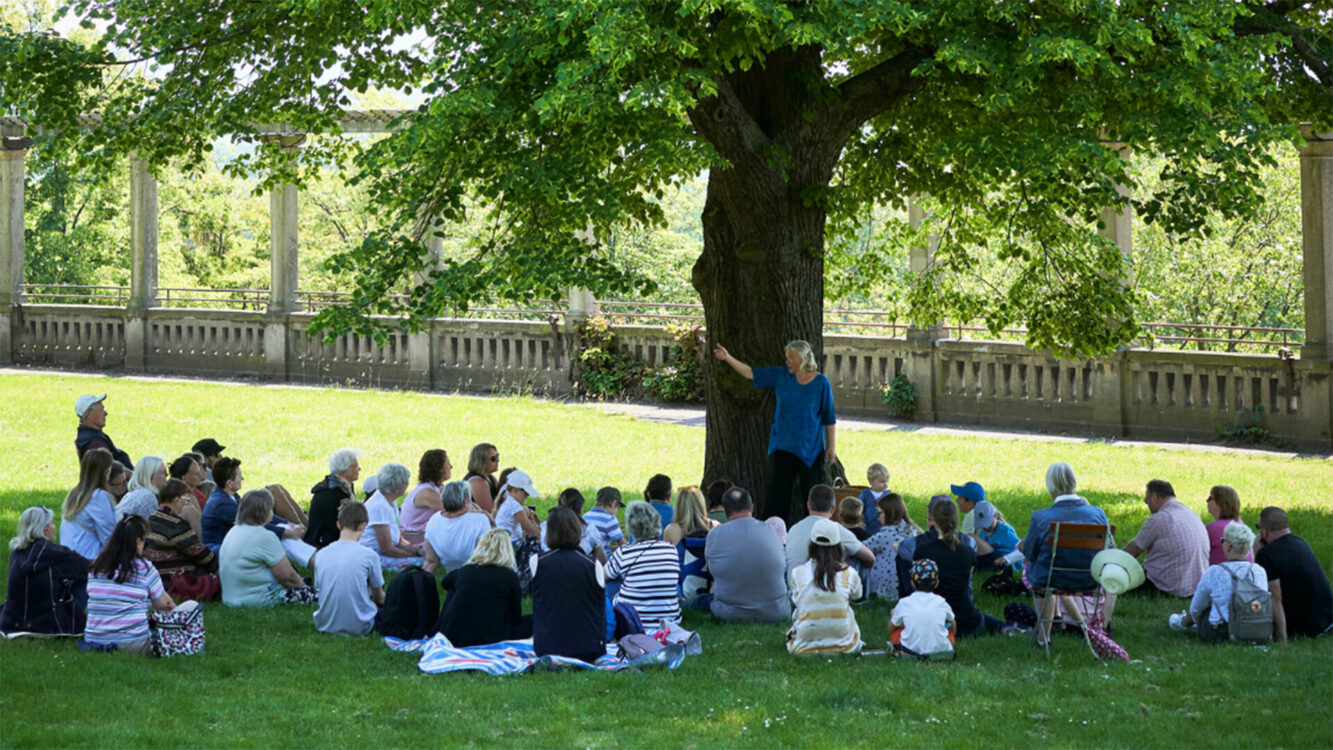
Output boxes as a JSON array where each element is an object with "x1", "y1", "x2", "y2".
[{"x1": 1024, "y1": 495, "x2": 1110, "y2": 592}]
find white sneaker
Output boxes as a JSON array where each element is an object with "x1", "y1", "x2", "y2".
[{"x1": 1168, "y1": 612, "x2": 1188, "y2": 631}]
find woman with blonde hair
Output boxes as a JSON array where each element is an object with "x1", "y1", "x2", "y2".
[
  {"x1": 714, "y1": 339, "x2": 837, "y2": 525},
  {"x1": 1204, "y1": 485, "x2": 1252, "y2": 565},
  {"x1": 61, "y1": 447, "x2": 118, "y2": 560},
  {"x1": 464, "y1": 443, "x2": 501, "y2": 515},
  {"x1": 2, "y1": 506, "x2": 88, "y2": 636},
  {"x1": 433, "y1": 528, "x2": 532, "y2": 646},
  {"x1": 663, "y1": 486, "x2": 716, "y2": 606}
]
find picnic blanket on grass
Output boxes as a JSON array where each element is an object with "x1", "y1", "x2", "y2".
[{"x1": 384, "y1": 635, "x2": 687, "y2": 675}]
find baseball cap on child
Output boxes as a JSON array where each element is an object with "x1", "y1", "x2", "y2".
[
  {"x1": 910, "y1": 558, "x2": 940, "y2": 589},
  {"x1": 810, "y1": 518, "x2": 843, "y2": 546},
  {"x1": 973, "y1": 501, "x2": 997, "y2": 531},
  {"x1": 949, "y1": 481, "x2": 985, "y2": 505}
]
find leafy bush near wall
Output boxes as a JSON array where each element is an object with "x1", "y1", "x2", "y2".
[
  {"x1": 644, "y1": 323, "x2": 706, "y2": 403},
  {"x1": 881, "y1": 372, "x2": 917, "y2": 419},
  {"x1": 574, "y1": 315, "x2": 647, "y2": 400}
]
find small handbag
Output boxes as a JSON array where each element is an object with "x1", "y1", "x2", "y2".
[
  {"x1": 616, "y1": 633, "x2": 664, "y2": 662},
  {"x1": 150, "y1": 605, "x2": 205, "y2": 658}
]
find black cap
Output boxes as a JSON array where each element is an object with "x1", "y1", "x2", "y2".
[{"x1": 192, "y1": 438, "x2": 226, "y2": 456}]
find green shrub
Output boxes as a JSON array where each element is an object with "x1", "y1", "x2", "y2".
[
  {"x1": 575, "y1": 315, "x2": 646, "y2": 400},
  {"x1": 881, "y1": 371, "x2": 917, "y2": 419},
  {"x1": 644, "y1": 323, "x2": 705, "y2": 403}
]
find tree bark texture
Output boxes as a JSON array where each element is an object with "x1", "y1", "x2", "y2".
[{"x1": 689, "y1": 47, "x2": 845, "y2": 513}]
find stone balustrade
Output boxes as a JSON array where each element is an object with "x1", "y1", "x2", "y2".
[{"x1": 7, "y1": 304, "x2": 1330, "y2": 451}]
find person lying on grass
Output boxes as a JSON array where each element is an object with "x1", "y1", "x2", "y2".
[
  {"x1": 359, "y1": 463, "x2": 425, "y2": 572},
  {"x1": 219, "y1": 489, "x2": 317, "y2": 607},
  {"x1": 314, "y1": 502, "x2": 386, "y2": 637},
  {"x1": 788, "y1": 517, "x2": 863, "y2": 655}
]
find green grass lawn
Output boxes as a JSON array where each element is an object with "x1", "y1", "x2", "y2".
[{"x1": 1, "y1": 372, "x2": 1330, "y2": 748}]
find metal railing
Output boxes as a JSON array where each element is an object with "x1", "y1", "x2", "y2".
[{"x1": 16, "y1": 284, "x2": 1305, "y2": 352}]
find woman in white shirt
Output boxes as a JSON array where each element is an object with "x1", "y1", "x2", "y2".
[
  {"x1": 358, "y1": 463, "x2": 425, "y2": 571},
  {"x1": 423, "y1": 481, "x2": 494, "y2": 573}
]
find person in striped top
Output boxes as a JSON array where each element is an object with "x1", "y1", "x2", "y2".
[
  {"x1": 787, "y1": 518, "x2": 863, "y2": 655},
  {"x1": 85, "y1": 516, "x2": 192, "y2": 654},
  {"x1": 145, "y1": 479, "x2": 219, "y2": 601},
  {"x1": 606, "y1": 501, "x2": 681, "y2": 626}
]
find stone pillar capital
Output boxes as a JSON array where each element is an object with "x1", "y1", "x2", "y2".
[
  {"x1": 2, "y1": 137, "x2": 33, "y2": 151},
  {"x1": 262, "y1": 133, "x2": 308, "y2": 150}
]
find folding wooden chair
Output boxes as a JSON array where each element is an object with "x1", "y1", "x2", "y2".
[{"x1": 1031, "y1": 521, "x2": 1115, "y2": 660}]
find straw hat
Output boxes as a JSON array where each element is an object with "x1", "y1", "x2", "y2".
[{"x1": 1091, "y1": 549, "x2": 1146, "y2": 595}]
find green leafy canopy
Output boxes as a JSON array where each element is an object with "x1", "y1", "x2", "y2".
[{"x1": 3, "y1": 1, "x2": 1328, "y2": 355}]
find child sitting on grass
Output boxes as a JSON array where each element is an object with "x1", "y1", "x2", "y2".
[
  {"x1": 971, "y1": 501, "x2": 1025, "y2": 574},
  {"x1": 858, "y1": 463, "x2": 891, "y2": 536},
  {"x1": 838, "y1": 497, "x2": 872, "y2": 541},
  {"x1": 889, "y1": 559, "x2": 955, "y2": 658},
  {"x1": 788, "y1": 519, "x2": 863, "y2": 655}
]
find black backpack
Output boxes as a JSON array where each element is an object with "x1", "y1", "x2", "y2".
[{"x1": 380, "y1": 566, "x2": 440, "y2": 640}]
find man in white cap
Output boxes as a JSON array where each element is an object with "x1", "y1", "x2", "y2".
[{"x1": 74, "y1": 394, "x2": 132, "y2": 467}]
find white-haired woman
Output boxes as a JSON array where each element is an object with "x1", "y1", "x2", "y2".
[
  {"x1": 116, "y1": 456, "x2": 170, "y2": 523},
  {"x1": 423, "y1": 481, "x2": 494, "y2": 573},
  {"x1": 219, "y1": 489, "x2": 318, "y2": 607},
  {"x1": 606, "y1": 500, "x2": 682, "y2": 625},
  {"x1": 1024, "y1": 462, "x2": 1116, "y2": 644},
  {"x1": 359, "y1": 463, "x2": 425, "y2": 571},
  {"x1": 2, "y1": 506, "x2": 88, "y2": 636},
  {"x1": 1172, "y1": 523, "x2": 1269, "y2": 642},
  {"x1": 305, "y1": 448, "x2": 361, "y2": 549},
  {"x1": 714, "y1": 340, "x2": 836, "y2": 525},
  {"x1": 434, "y1": 528, "x2": 532, "y2": 646}
]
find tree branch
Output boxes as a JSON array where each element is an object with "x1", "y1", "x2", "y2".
[{"x1": 834, "y1": 46, "x2": 935, "y2": 130}]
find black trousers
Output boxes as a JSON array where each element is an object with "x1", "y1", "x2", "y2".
[{"x1": 764, "y1": 450, "x2": 824, "y2": 525}]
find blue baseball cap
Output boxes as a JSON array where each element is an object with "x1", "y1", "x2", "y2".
[{"x1": 950, "y1": 481, "x2": 985, "y2": 505}]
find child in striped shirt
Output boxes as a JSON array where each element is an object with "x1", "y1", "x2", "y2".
[{"x1": 85, "y1": 516, "x2": 196, "y2": 654}]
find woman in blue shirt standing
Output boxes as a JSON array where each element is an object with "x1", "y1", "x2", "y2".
[{"x1": 714, "y1": 340, "x2": 836, "y2": 525}]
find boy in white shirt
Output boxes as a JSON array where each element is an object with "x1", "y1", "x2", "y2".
[{"x1": 890, "y1": 559, "x2": 955, "y2": 658}]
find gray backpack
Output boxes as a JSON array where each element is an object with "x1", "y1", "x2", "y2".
[{"x1": 1224, "y1": 564, "x2": 1273, "y2": 643}]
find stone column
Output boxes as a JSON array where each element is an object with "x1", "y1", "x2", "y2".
[
  {"x1": 266, "y1": 135, "x2": 304, "y2": 315},
  {"x1": 128, "y1": 155, "x2": 159, "y2": 310},
  {"x1": 124, "y1": 154, "x2": 160, "y2": 372},
  {"x1": 263, "y1": 135, "x2": 304, "y2": 380},
  {"x1": 903, "y1": 195, "x2": 942, "y2": 422},
  {"x1": 1300, "y1": 126, "x2": 1333, "y2": 361},
  {"x1": 0, "y1": 137, "x2": 30, "y2": 364},
  {"x1": 1098, "y1": 140, "x2": 1134, "y2": 285}
]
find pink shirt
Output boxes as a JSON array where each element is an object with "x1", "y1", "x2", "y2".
[
  {"x1": 400, "y1": 482, "x2": 441, "y2": 533},
  {"x1": 1130, "y1": 498, "x2": 1209, "y2": 597},
  {"x1": 1205, "y1": 518, "x2": 1254, "y2": 565}
]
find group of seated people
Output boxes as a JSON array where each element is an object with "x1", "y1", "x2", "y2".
[{"x1": 2, "y1": 393, "x2": 1331, "y2": 663}]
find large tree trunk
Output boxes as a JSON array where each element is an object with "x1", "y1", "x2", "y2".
[{"x1": 689, "y1": 48, "x2": 843, "y2": 516}]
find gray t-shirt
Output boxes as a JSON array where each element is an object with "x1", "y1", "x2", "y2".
[
  {"x1": 313, "y1": 540, "x2": 384, "y2": 636},
  {"x1": 706, "y1": 516, "x2": 790, "y2": 623},
  {"x1": 785, "y1": 514, "x2": 862, "y2": 572}
]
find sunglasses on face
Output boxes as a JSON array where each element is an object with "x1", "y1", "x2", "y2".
[{"x1": 489, "y1": 454, "x2": 500, "y2": 462}]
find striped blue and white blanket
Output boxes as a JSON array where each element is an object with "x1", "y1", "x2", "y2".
[{"x1": 384, "y1": 635, "x2": 686, "y2": 675}]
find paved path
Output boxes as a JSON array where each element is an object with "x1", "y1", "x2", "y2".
[{"x1": 6, "y1": 365, "x2": 1328, "y2": 460}]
